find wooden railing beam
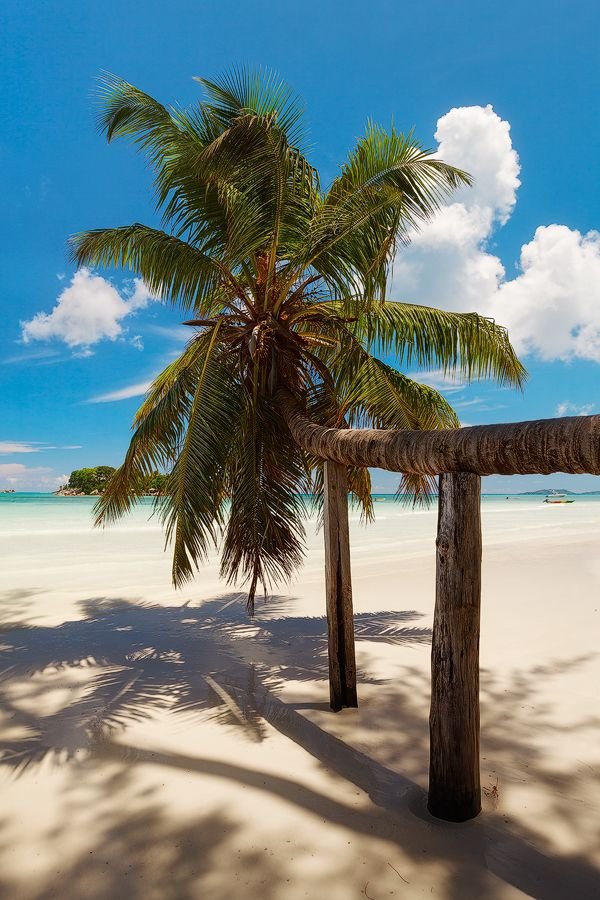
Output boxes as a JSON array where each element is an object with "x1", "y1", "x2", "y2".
[{"x1": 282, "y1": 398, "x2": 600, "y2": 476}]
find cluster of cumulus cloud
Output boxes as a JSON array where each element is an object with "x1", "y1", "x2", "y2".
[
  {"x1": 21, "y1": 268, "x2": 154, "y2": 355},
  {"x1": 392, "y1": 104, "x2": 600, "y2": 362},
  {"x1": 20, "y1": 104, "x2": 600, "y2": 363}
]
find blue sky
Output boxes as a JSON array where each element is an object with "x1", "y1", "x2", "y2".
[{"x1": 1, "y1": 0, "x2": 599, "y2": 493}]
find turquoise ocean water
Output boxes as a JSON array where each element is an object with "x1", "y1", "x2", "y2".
[{"x1": 2, "y1": 491, "x2": 600, "y2": 538}]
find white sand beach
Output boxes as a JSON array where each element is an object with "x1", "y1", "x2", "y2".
[{"x1": 1, "y1": 495, "x2": 599, "y2": 898}]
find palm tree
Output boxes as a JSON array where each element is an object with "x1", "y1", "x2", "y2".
[{"x1": 72, "y1": 68, "x2": 524, "y2": 641}]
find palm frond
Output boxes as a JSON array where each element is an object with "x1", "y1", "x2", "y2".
[
  {"x1": 397, "y1": 472, "x2": 439, "y2": 509},
  {"x1": 161, "y1": 328, "x2": 244, "y2": 584},
  {"x1": 358, "y1": 301, "x2": 527, "y2": 387},
  {"x1": 348, "y1": 465, "x2": 374, "y2": 522},
  {"x1": 195, "y1": 66, "x2": 308, "y2": 151},
  {"x1": 94, "y1": 337, "x2": 212, "y2": 525},
  {"x1": 97, "y1": 72, "x2": 195, "y2": 153},
  {"x1": 221, "y1": 394, "x2": 308, "y2": 613},
  {"x1": 70, "y1": 224, "x2": 233, "y2": 314},
  {"x1": 293, "y1": 124, "x2": 471, "y2": 301},
  {"x1": 324, "y1": 332, "x2": 460, "y2": 431}
]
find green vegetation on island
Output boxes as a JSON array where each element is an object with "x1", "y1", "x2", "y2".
[
  {"x1": 57, "y1": 467, "x2": 167, "y2": 496},
  {"x1": 66, "y1": 466, "x2": 116, "y2": 494}
]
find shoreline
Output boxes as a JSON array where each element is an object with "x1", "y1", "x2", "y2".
[{"x1": 48, "y1": 491, "x2": 600, "y2": 497}]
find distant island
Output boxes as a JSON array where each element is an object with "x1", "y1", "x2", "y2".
[
  {"x1": 55, "y1": 466, "x2": 168, "y2": 496},
  {"x1": 521, "y1": 489, "x2": 600, "y2": 495}
]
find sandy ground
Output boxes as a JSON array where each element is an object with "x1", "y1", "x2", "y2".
[{"x1": 1, "y1": 505, "x2": 599, "y2": 899}]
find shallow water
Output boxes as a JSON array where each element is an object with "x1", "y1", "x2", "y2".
[{"x1": 2, "y1": 490, "x2": 599, "y2": 538}]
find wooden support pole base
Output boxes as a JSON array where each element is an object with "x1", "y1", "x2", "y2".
[
  {"x1": 323, "y1": 460, "x2": 358, "y2": 712},
  {"x1": 428, "y1": 471, "x2": 482, "y2": 822}
]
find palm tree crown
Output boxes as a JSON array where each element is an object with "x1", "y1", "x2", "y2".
[{"x1": 72, "y1": 69, "x2": 525, "y2": 609}]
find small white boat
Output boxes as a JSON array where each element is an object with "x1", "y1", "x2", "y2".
[{"x1": 543, "y1": 492, "x2": 574, "y2": 504}]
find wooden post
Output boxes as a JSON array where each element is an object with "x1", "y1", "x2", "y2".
[
  {"x1": 428, "y1": 471, "x2": 482, "y2": 822},
  {"x1": 323, "y1": 460, "x2": 358, "y2": 711}
]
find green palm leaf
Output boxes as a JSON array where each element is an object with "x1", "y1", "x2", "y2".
[
  {"x1": 162, "y1": 328, "x2": 243, "y2": 584},
  {"x1": 221, "y1": 394, "x2": 308, "y2": 612},
  {"x1": 94, "y1": 337, "x2": 208, "y2": 525},
  {"x1": 70, "y1": 224, "x2": 230, "y2": 313},
  {"x1": 292, "y1": 125, "x2": 471, "y2": 301},
  {"x1": 357, "y1": 301, "x2": 527, "y2": 386}
]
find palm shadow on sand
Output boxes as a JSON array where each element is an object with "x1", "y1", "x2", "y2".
[
  {"x1": 1, "y1": 592, "x2": 599, "y2": 898},
  {"x1": 0, "y1": 593, "x2": 431, "y2": 770}
]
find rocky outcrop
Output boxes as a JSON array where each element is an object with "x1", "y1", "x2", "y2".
[
  {"x1": 54, "y1": 487, "x2": 102, "y2": 496},
  {"x1": 54, "y1": 487, "x2": 163, "y2": 497}
]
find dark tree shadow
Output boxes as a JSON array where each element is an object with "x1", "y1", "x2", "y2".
[
  {"x1": 0, "y1": 792, "x2": 290, "y2": 900},
  {"x1": 1, "y1": 592, "x2": 599, "y2": 898},
  {"x1": 0, "y1": 593, "x2": 431, "y2": 773}
]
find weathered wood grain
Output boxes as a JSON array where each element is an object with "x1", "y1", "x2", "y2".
[
  {"x1": 324, "y1": 460, "x2": 358, "y2": 711},
  {"x1": 283, "y1": 397, "x2": 600, "y2": 476},
  {"x1": 428, "y1": 472, "x2": 482, "y2": 822}
]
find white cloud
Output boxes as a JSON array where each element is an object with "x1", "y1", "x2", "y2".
[
  {"x1": 555, "y1": 401, "x2": 594, "y2": 417},
  {"x1": 1, "y1": 348, "x2": 61, "y2": 366},
  {"x1": 88, "y1": 381, "x2": 152, "y2": 403},
  {"x1": 0, "y1": 442, "x2": 39, "y2": 454},
  {"x1": 0, "y1": 463, "x2": 65, "y2": 491},
  {"x1": 489, "y1": 226, "x2": 600, "y2": 361},
  {"x1": 433, "y1": 104, "x2": 520, "y2": 223},
  {"x1": 452, "y1": 397, "x2": 498, "y2": 409},
  {"x1": 0, "y1": 441, "x2": 82, "y2": 454},
  {"x1": 407, "y1": 368, "x2": 466, "y2": 392},
  {"x1": 21, "y1": 269, "x2": 155, "y2": 352},
  {"x1": 392, "y1": 105, "x2": 600, "y2": 363}
]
